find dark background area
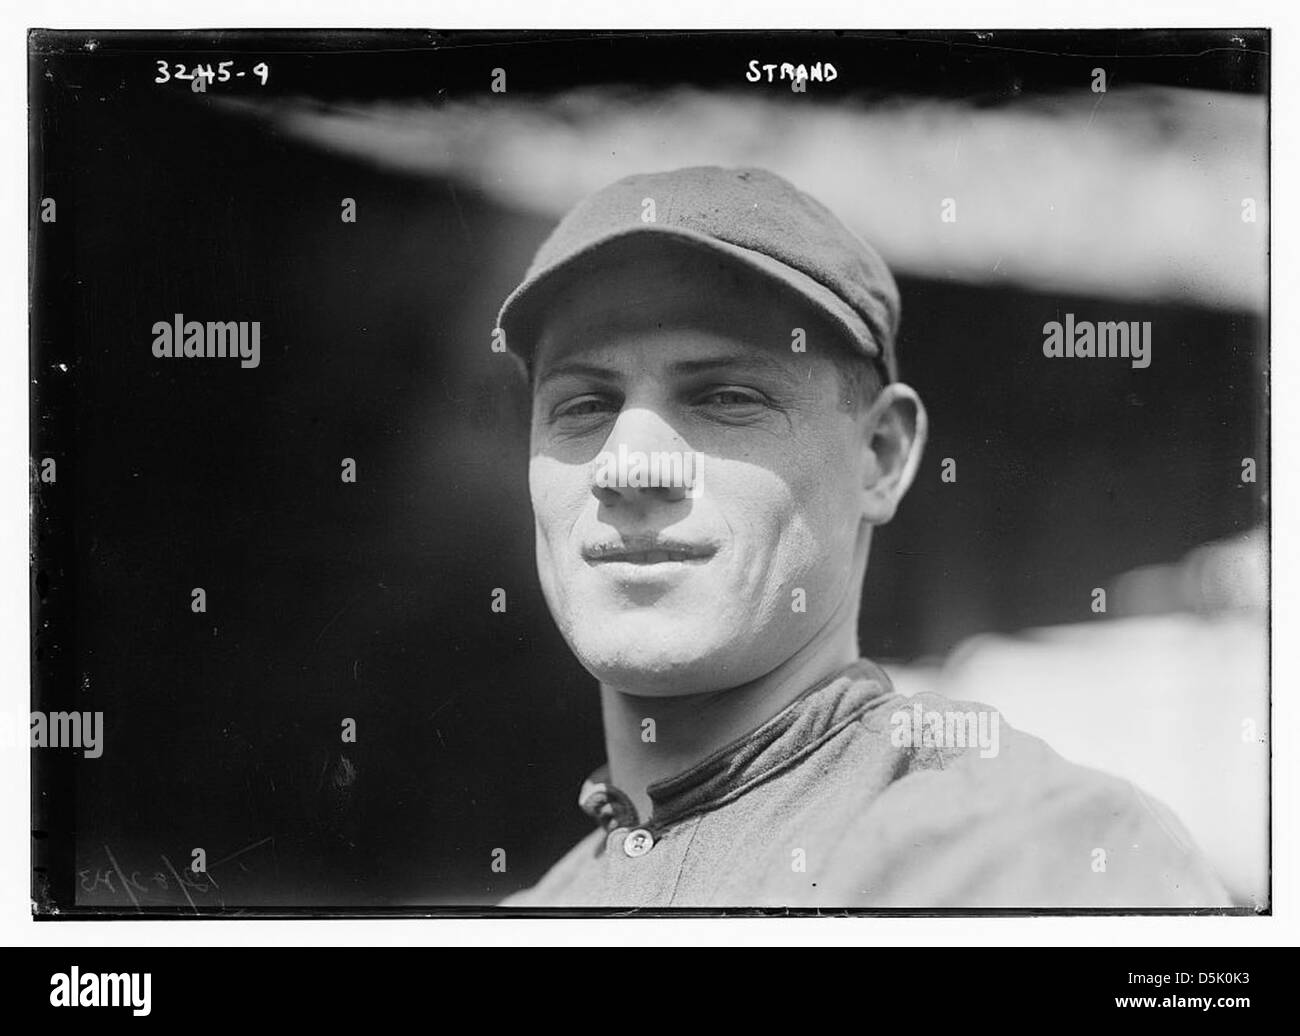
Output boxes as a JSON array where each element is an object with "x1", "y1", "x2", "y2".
[{"x1": 30, "y1": 30, "x2": 1267, "y2": 911}]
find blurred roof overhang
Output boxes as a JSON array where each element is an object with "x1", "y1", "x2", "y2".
[{"x1": 221, "y1": 86, "x2": 1267, "y2": 312}]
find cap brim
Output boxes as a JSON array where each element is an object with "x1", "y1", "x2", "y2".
[{"x1": 496, "y1": 225, "x2": 890, "y2": 381}]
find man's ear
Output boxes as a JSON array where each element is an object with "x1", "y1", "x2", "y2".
[{"x1": 860, "y1": 382, "x2": 928, "y2": 525}]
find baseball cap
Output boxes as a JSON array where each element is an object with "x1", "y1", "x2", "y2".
[{"x1": 495, "y1": 165, "x2": 900, "y2": 383}]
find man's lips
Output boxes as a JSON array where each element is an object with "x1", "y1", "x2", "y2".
[{"x1": 582, "y1": 537, "x2": 717, "y2": 565}]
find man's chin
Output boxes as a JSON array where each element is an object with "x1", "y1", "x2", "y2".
[
  {"x1": 582, "y1": 658, "x2": 729, "y2": 697},
  {"x1": 566, "y1": 621, "x2": 767, "y2": 696}
]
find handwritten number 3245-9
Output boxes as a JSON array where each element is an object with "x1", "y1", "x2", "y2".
[{"x1": 154, "y1": 61, "x2": 269, "y2": 85}]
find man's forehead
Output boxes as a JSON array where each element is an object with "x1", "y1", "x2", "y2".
[{"x1": 532, "y1": 294, "x2": 832, "y2": 383}]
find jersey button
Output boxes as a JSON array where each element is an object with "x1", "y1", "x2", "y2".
[{"x1": 623, "y1": 828, "x2": 655, "y2": 858}]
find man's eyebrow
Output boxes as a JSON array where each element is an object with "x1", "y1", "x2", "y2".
[
  {"x1": 535, "y1": 351, "x2": 797, "y2": 388},
  {"x1": 534, "y1": 360, "x2": 621, "y2": 388},
  {"x1": 669, "y1": 353, "x2": 796, "y2": 379}
]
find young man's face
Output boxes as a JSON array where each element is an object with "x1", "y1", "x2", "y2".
[{"x1": 528, "y1": 244, "x2": 879, "y2": 697}]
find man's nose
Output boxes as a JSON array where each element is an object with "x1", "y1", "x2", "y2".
[{"x1": 590, "y1": 407, "x2": 693, "y2": 507}]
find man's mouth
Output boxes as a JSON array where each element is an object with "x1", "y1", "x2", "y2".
[{"x1": 582, "y1": 537, "x2": 716, "y2": 565}]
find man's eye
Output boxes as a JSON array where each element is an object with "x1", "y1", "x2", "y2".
[
  {"x1": 553, "y1": 395, "x2": 616, "y2": 420},
  {"x1": 698, "y1": 387, "x2": 765, "y2": 406}
]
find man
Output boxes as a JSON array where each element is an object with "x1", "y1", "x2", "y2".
[{"x1": 494, "y1": 165, "x2": 1229, "y2": 908}]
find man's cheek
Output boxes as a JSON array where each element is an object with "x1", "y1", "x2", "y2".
[
  {"x1": 719, "y1": 474, "x2": 800, "y2": 546},
  {"x1": 530, "y1": 461, "x2": 583, "y2": 532}
]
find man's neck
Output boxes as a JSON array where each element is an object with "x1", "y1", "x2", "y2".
[{"x1": 598, "y1": 622, "x2": 861, "y2": 822}]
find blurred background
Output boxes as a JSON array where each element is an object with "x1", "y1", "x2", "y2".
[{"x1": 29, "y1": 30, "x2": 1267, "y2": 911}]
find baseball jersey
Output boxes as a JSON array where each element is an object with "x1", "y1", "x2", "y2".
[{"x1": 499, "y1": 658, "x2": 1231, "y2": 909}]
